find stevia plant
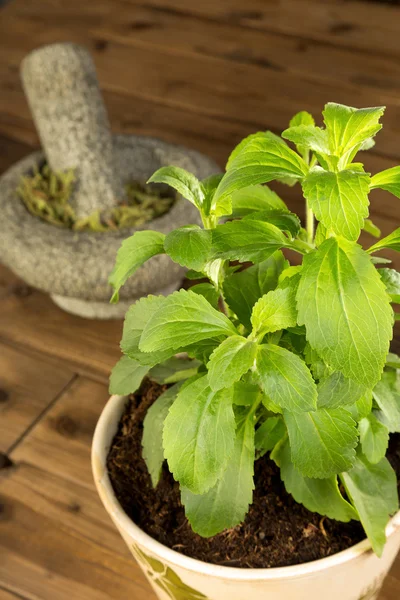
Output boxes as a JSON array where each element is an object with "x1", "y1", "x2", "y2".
[{"x1": 109, "y1": 103, "x2": 400, "y2": 557}]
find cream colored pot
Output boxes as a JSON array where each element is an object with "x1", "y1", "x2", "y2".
[{"x1": 92, "y1": 394, "x2": 400, "y2": 600}]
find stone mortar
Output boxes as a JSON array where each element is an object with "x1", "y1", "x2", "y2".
[{"x1": 0, "y1": 134, "x2": 219, "y2": 319}]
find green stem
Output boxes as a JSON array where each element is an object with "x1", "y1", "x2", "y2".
[{"x1": 306, "y1": 201, "x2": 315, "y2": 245}]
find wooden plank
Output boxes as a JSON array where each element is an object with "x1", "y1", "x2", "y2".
[
  {"x1": 2, "y1": 3, "x2": 400, "y2": 163},
  {"x1": 0, "y1": 589, "x2": 28, "y2": 600},
  {"x1": 11, "y1": 377, "x2": 110, "y2": 488},
  {"x1": 0, "y1": 265, "x2": 122, "y2": 379},
  {"x1": 0, "y1": 462, "x2": 155, "y2": 600},
  {"x1": 120, "y1": 0, "x2": 400, "y2": 59},
  {"x1": 0, "y1": 343, "x2": 74, "y2": 453}
]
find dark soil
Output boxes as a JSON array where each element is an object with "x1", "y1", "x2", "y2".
[{"x1": 107, "y1": 379, "x2": 400, "y2": 569}]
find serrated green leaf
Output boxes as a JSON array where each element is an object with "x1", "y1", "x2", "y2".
[
  {"x1": 359, "y1": 413, "x2": 389, "y2": 464},
  {"x1": 341, "y1": 450, "x2": 398, "y2": 557},
  {"x1": 109, "y1": 231, "x2": 165, "y2": 303},
  {"x1": 302, "y1": 168, "x2": 370, "y2": 241},
  {"x1": 214, "y1": 132, "x2": 308, "y2": 206},
  {"x1": 255, "y1": 416, "x2": 286, "y2": 456},
  {"x1": 121, "y1": 295, "x2": 174, "y2": 366},
  {"x1": 289, "y1": 111, "x2": 315, "y2": 128},
  {"x1": 109, "y1": 355, "x2": 149, "y2": 395},
  {"x1": 297, "y1": 237, "x2": 393, "y2": 388},
  {"x1": 317, "y1": 372, "x2": 366, "y2": 409},
  {"x1": 201, "y1": 173, "x2": 224, "y2": 214},
  {"x1": 189, "y1": 283, "x2": 220, "y2": 309},
  {"x1": 363, "y1": 219, "x2": 381, "y2": 238},
  {"x1": 230, "y1": 184, "x2": 288, "y2": 217},
  {"x1": 284, "y1": 407, "x2": 358, "y2": 478},
  {"x1": 273, "y1": 438, "x2": 358, "y2": 522},
  {"x1": 373, "y1": 370, "x2": 400, "y2": 432},
  {"x1": 243, "y1": 209, "x2": 301, "y2": 237},
  {"x1": 163, "y1": 375, "x2": 236, "y2": 494},
  {"x1": 149, "y1": 357, "x2": 201, "y2": 384},
  {"x1": 251, "y1": 281, "x2": 298, "y2": 339},
  {"x1": 184, "y1": 338, "x2": 223, "y2": 364},
  {"x1": 371, "y1": 165, "x2": 400, "y2": 199},
  {"x1": 379, "y1": 268, "x2": 400, "y2": 303},
  {"x1": 368, "y1": 228, "x2": 400, "y2": 254},
  {"x1": 140, "y1": 289, "x2": 237, "y2": 353},
  {"x1": 181, "y1": 409, "x2": 255, "y2": 537},
  {"x1": 257, "y1": 345, "x2": 317, "y2": 413},
  {"x1": 142, "y1": 383, "x2": 182, "y2": 487},
  {"x1": 207, "y1": 336, "x2": 257, "y2": 392},
  {"x1": 223, "y1": 251, "x2": 287, "y2": 329},
  {"x1": 282, "y1": 125, "x2": 330, "y2": 154},
  {"x1": 148, "y1": 166, "x2": 204, "y2": 209},
  {"x1": 304, "y1": 343, "x2": 332, "y2": 381},
  {"x1": 164, "y1": 225, "x2": 211, "y2": 271},
  {"x1": 211, "y1": 219, "x2": 293, "y2": 263},
  {"x1": 323, "y1": 103, "x2": 385, "y2": 157}
]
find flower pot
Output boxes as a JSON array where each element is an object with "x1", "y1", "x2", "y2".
[{"x1": 92, "y1": 394, "x2": 400, "y2": 600}]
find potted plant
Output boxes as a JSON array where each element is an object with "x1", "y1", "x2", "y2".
[{"x1": 92, "y1": 102, "x2": 400, "y2": 600}]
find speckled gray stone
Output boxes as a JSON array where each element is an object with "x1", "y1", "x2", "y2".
[
  {"x1": 21, "y1": 43, "x2": 119, "y2": 218},
  {"x1": 0, "y1": 134, "x2": 219, "y2": 319}
]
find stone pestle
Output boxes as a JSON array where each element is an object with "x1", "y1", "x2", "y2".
[{"x1": 21, "y1": 42, "x2": 119, "y2": 219}]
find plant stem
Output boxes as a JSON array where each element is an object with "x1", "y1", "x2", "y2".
[{"x1": 306, "y1": 201, "x2": 315, "y2": 245}]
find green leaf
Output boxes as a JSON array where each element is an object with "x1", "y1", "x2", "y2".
[
  {"x1": 163, "y1": 375, "x2": 236, "y2": 494},
  {"x1": 140, "y1": 289, "x2": 237, "y2": 353},
  {"x1": 230, "y1": 184, "x2": 288, "y2": 217},
  {"x1": 142, "y1": 383, "x2": 182, "y2": 487},
  {"x1": 368, "y1": 228, "x2": 400, "y2": 254},
  {"x1": 243, "y1": 209, "x2": 301, "y2": 237},
  {"x1": 363, "y1": 219, "x2": 381, "y2": 238},
  {"x1": 317, "y1": 372, "x2": 366, "y2": 409},
  {"x1": 341, "y1": 450, "x2": 398, "y2": 557},
  {"x1": 323, "y1": 103, "x2": 385, "y2": 157},
  {"x1": 257, "y1": 345, "x2": 317, "y2": 413},
  {"x1": 148, "y1": 166, "x2": 204, "y2": 210},
  {"x1": 255, "y1": 416, "x2": 286, "y2": 456},
  {"x1": 302, "y1": 168, "x2": 370, "y2": 241},
  {"x1": 282, "y1": 125, "x2": 330, "y2": 154},
  {"x1": 121, "y1": 295, "x2": 174, "y2": 366},
  {"x1": 371, "y1": 166, "x2": 400, "y2": 199},
  {"x1": 371, "y1": 256, "x2": 392, "y2": 265},
  {"x1": 184, "y1": 338, "x2": 223, "y2": 364},
  {"x1": 164, "y1": 226, "x2": 211, "y2": 271},
  {"x1": 207, "y1": 336, "x2": 258, "y2": 392},
  {"x1": 149, "y1": 357, "x2": 201, "y2": 384},
  {"x1": 359, "y1": 413, "x2": 389, "y2": 464},
  {"x1": 223, "y1": 251, "x2": 287, "y2": 329},
  {"x1": 232, "y1": 380, "x2": 260, "y2": 406},
  {"x1": 297, "y1": 237, "x2": 393, "y2": 388},
  {"x1": 373, "y1": 370, "x2": 400, "y2": 432},
  {"x1": 211, "y1": 219, "x2": 293, "y2": 263},
  {"x1": 289, "y1": 111, "x2": 315, "y2": 128},
  {"x1": 201, "y1": 173, "x2": 224, "y2": 214},
  {"x1": 347, "y1": 392, "x2": 373, "y2": 422},
  {"x1": 386, "y1": 352, "x2": 400, "y2": 369},
  {"x1": 284, "y1": 407, "x2": 358, "y2": 478},
  {"x1": 379, "y1": 268, "x2": 400, "y2": 303},
  {"x1": 109, "y1": 355, "x2": 149, "y2": 395},
  {"x1": 181, "y1": 408, "x2": 255, "y2": 537},
  {"x1": 251, "y1": 281, "x2": 298, "y2": 339},
  {"x1": 109, "y1": 231, "x2": 165, "y2": 303},
  {"x1": 273, "y1": 438, "x2": 358, "y2": 522},
  {"x1": 214, "y1": 132, "x2": 308, "y2": 205},
  {"x1": 304, "y1": 343, "x2": 332, "y2": 381},
  {"x1": 190, "y1": 283, "x2": 220, "y2": 309}
]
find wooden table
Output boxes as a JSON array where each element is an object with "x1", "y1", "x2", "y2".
[{"x1": 0, "y1": 1, "x2": 399, "y2": 598}]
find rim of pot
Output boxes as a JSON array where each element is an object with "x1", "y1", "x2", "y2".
[{"x1": 92, "y1": 393, "x2": 400, "y2": 582}]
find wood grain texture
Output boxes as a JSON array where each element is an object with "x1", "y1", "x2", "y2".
[
  {"x1": 0, "y1": 462, "x2": 156, "y2": 600},
  {"x1": 11, "y1": 377, "x2": 110, "y2": 488},
  {"x1": 0, "y1": 343, "x2": 74, "y2": 452}
]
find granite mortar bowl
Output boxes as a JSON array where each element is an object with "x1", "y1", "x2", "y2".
[{"x1": 0, "y1": 134, "x2": 219, "y2": 318}]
